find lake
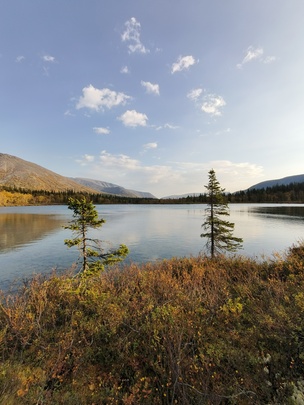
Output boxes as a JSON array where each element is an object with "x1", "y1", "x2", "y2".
[{"x1": 0, "y1": 204, "x2": 304, "y2": 290}]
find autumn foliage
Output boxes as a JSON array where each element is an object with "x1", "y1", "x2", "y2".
[{"x1": 1, "y1": 245, "x2": 304, "y2": 404}]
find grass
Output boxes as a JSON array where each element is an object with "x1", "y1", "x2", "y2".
[{"x1": 1, "y1": 244, "x2": 304, "y2": 404}]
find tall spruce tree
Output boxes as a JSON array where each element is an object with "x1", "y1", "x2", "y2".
[
  {"x1": 201, "y1": 169, "x2": 243, "y2": 257},
  {"x1": 64, "y1": 197, "x2": 129, "y2": 275}
]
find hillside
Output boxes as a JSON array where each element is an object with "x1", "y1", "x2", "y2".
[
  {"x1": 0, "y1": 153, "x2": 96, "y2": 193},
  {"x1": 0, "y1": 153, "x2": 155, "y2": 198},
  {"x1": 248, "y1": 174, "x2": 304, "y2": 190},
  {"x1": 71, "y1": 177, "x2": 156, "y2": 198}
]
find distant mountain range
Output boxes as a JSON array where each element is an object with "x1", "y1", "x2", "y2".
[
  {"x1": 70, "y1": 177, "x2": 155, "y2": 198},
  {"x1": 1, "y1": 153, "x2": 303, "y2": 199},
  {"x1": 0, "y1": 153, "x2": 156, "y2": 198},
  {"x1": 248, "y1": 174, "x2": 304, "y2": 191}
]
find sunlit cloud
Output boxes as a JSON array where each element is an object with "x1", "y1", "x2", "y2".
[
  {"x1": 118, "y1": 109, "x2": 148, "y2": 127},
  {"x1": 141, "y1": 80, "x2": 160, "y2": 95},
  {"x1": 201, "y1": 94, "x2": 226, "y2": 116},
  {"x1": 121, "y1": 17, "x2": 149, "y2": 54},
  {"x1": 93, "y1": 127, "x2": 110, "y2": 135},
  {"x1": 171, "y1": 55, "x2": 197, "y2": 74},
  {"x1": 76, "y1": 85, "x2": 130, "y2": 111}
]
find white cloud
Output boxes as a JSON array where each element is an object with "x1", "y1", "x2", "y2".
[
  {"x1": 155, "y1": 123, "x2": 179, "y2": 131},
  {"x1": 187, "y1": 88, "x2": 203, "y2": 101},
  {"x1": 121, "y1": 17, "x2": 149, "y2": 54},
  {"x1": 118, "y1": 110, "x2": 148, "y2": 127},
  {"x1": 236, "y1": 46, "x2": 275, "y2": 69},
  {"x1": 143, "y1": 142, "x2": 157, "y2": 150},
  {"x1": 77, "y1": 154, "x2": 95, "y2": 165},
  {"x1": 42, "y1": 54, "x2": 56, "y2": 62},
  {"x1": 171, "y1": 55, "x2": 197, "y2": 74},
  {"x1": 16, "y1": 55, "x2": 25, "y2": 63},
  {"x1": 263, "y1": 55, "x2": 276, "y2": 64},
  {"x1": 76, "y1": 85, "x2": 130, "y2": 111},
  {"x1": 141, "y1": 80, "x2": 160, "y2": 95},
  {"x1": 93, "y1": 127, "x2": 110, "y2": 135},
  {"x1": 120, "y1": 65, "x2": 130, "y2": 74},
  {"x1": 75, "y1": 151, "x2": 263, "y2": 197},
  {"x1": 201, "y1": 94, "x2": 226, "y2": 116}
]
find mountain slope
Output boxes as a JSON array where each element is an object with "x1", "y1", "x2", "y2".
[
  {"x1": 248, "y1": 174, "x2": 304, "y2": 190},
  {"x1": 0, "y1": 153, "x2": 156, "y2": 198},
  {"x1": 0, "y1": 153, "x2": 96, "y2": 193},
  {"x1": 71, "y1": 177, "x2": 156, "y2": 198}
]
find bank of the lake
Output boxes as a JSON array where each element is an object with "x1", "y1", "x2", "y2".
[
  {"x1": 1, "y1": 248, "x2": 304, "y2": 404},
  {"x1": 1, "y1": 204, "x2": 304, "y2": 290}
]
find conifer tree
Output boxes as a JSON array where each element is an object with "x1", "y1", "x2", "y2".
[
  {"x1": 64, "y1": 197, "x2": 129, "y2": 275},
  {"x1": 201, "y1": 169, "x2": 243, "y2": 257}
]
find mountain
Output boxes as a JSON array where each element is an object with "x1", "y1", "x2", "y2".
[
  {"x1": 71, "y1": 177, "x2": 156, "y2": 199},
  {"x1": 0, "y1": 153, "x2": 156, "y2": 198},
  {"x1": 0, "y1": 153, "x2": 98, "y2": 193},
  {"x1": 248, "y1": 174, "x2": 304, "y2": 191}
]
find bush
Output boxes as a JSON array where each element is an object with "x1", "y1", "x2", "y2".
[{"x1": 0, "y1": 245, "x2": 304, "y2": 404}]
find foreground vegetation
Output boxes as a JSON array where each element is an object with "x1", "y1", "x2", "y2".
[{"x1": 1, "y1": 245, "x2": 304, "y2": 404}]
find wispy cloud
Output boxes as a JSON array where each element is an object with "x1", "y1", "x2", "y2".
[
  {"x1": 118, "y1": 110, "x2": 148, "y2": 127},
  {"x1": 121, "y1": 17, "x2": 149, "y2": 54},
  {"x1": 187, "y1": 88, "x2": 203, "y2": 101},
  {"x1": 263, "y1": 55, "x2": 276, "y2": 64},
  {"x1": 120, "y1": 65, "x2": 130, "y2": 74},
  {"x1": 76, "y1": 154, "x2": 95, "y2": 165},
  {"x1": 76, "y1": 152, "x2": 263, "y2": 196},
  {"x1": 16, "y1": 55, "x2": 25, "y2": 63},
  {"x1": 171, "y1": 55, "x2": 197, "y2": 74},
  {"x1": 42, "y1": 54, "x2": 56, "y2": 63},
  {"x1": 143, "y1": 142, "x2": 157, "y2": 150},
  {"x1": 155, "y1": 123, "x2": 179, "y2": 131},
  {"x1": 237, "y1": 46, "x2": 276, "y2": 69},
  {"x1": 76, "y1": 85, "x2": 130, "y2": 111},
  {"x1": 141, "y1": 80, "x2": 160, "y2": 95},
  {"x1": 93, "y1": 127, "x2": 110, "y2": 135}
]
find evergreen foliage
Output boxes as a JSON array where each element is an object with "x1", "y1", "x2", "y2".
[
  {"x1": 64, "y1": 197, "x2": 129, "y2": 275},
  {"x1": 201, "y1": 169, "x2": 243, "y2": 257}
]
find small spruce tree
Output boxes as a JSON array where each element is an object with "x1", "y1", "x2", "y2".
[
  {"x1": 201, "y1": 169, "x2": 243, "y2": 258},
  {"x1": 64, "y1": 197, "x2": 129, "y2": 275}
]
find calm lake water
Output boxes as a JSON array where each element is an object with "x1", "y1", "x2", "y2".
[{"x1": 0, "y1": 204, "x2": 304, "y2": 290}]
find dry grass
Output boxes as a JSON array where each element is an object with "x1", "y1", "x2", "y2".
[{"x1": 1, "y1": 245, "x2": 304, "y2": 404}]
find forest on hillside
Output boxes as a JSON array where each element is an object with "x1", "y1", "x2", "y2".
[{"x1": 1, "y1": 182, "x2": 304, "y2": 206}]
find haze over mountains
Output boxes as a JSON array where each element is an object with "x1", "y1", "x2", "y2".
[{"x1": 0, "y1": 153, "x2": 303, "y2": 199}]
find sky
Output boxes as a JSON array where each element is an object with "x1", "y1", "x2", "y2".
[{"x1": 1, "y1": 1, "x2": 304, "y2": 198}]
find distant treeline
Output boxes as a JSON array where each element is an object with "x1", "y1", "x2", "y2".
[
  {"x1": 228, "y1": 182, "x2": 304, "y2": 203},
  {"x1": 1, "y1": 182, "x2": 304, "y2": 206}
]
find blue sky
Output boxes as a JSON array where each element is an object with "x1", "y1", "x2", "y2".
[{"x1": 1, "y1": 1, "x2": 304, "y2": 198}]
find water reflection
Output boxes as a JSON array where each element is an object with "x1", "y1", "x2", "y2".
[
  {"x1": 248, "y1": 205, "x2": 304, "y2": 221},
  {"x1": 0, "y1": 213, "x2": 64, "y2": 253}
]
